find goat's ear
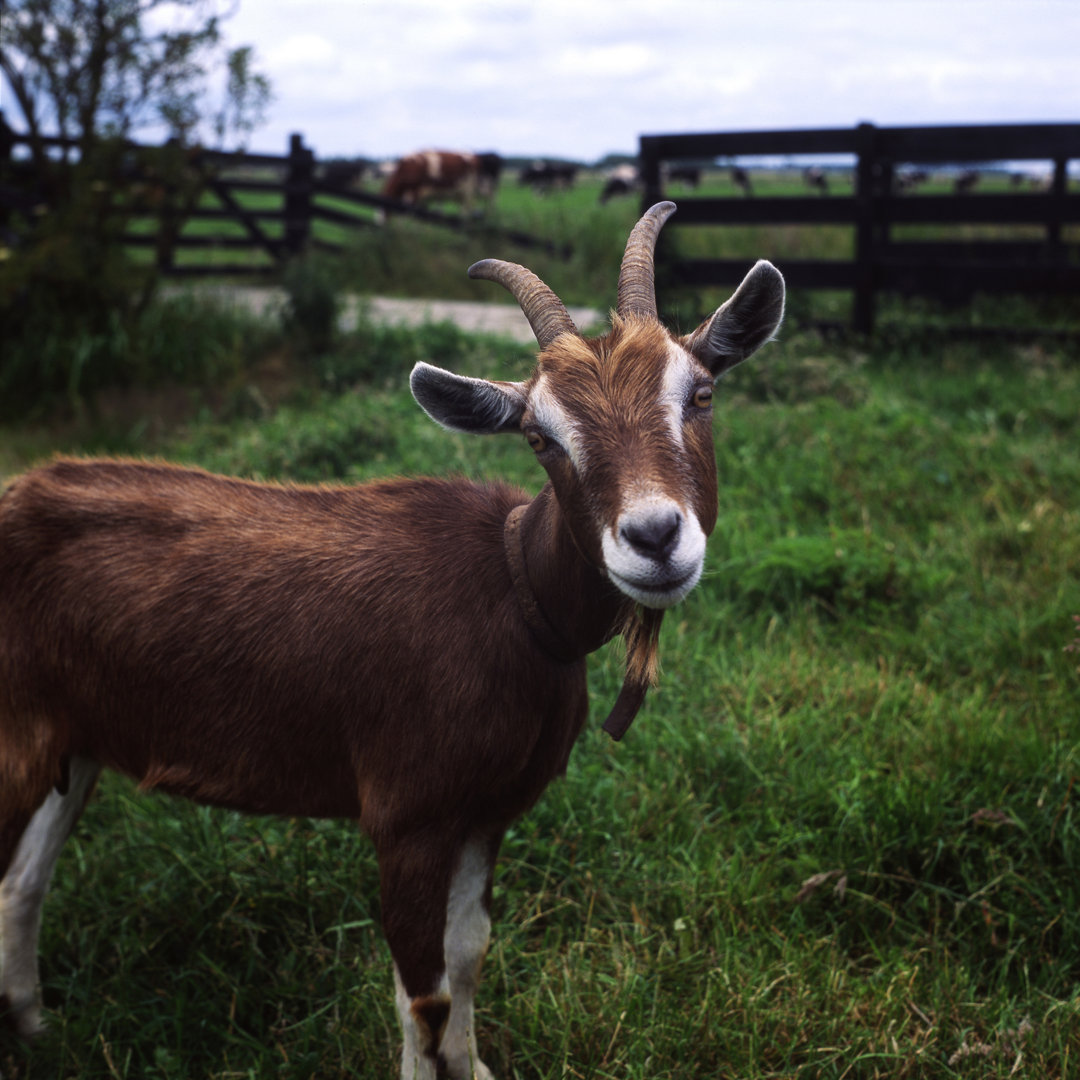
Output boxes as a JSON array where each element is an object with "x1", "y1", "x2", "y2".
[
  {"x1": 410, "y1": 362, "x2": 528, "y2": 434},
  {"x1": 681, "y1": 260, "x2": 785, "y2": 378}
]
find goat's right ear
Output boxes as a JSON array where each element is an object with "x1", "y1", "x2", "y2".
[{"x1": 410, "y1": 362, "x2": 528, "y2": 434}]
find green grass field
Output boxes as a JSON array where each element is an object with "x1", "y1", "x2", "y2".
[{"x1": 1, "y1": 203, "x2": 1079, "y2": 1078}]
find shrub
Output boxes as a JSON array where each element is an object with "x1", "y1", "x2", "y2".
[
  {"x1": 726, "y1": 529, "x2": 940, "y2": 620},
  {"x1": 281, "y1": 253, "x2": 342, "y2": 354},
  {"x1": 0, "y1": 192, "x2": 150, "y2": 416}
]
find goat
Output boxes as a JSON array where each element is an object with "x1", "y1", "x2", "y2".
[{"x1": 0, "y1": 202, "x2": 785, "y2": 1079}]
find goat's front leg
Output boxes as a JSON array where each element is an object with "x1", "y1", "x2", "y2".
[
  {"x1": 440, "y1": 835, "x2": 499, "y2": 1080},
  {"x1": 379, "y1": 831, "x2": 498, "y2": 1080}
]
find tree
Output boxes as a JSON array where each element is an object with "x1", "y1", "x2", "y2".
[
  {"x1": 1, "y1": 0, "x2": 272, "y2": 171},
  {"x1": 0, "y1": 1, "x2": 272, "y2": 413}
]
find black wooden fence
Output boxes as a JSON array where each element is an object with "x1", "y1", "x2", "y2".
[
  {"x1": 639, "y1": 122, "x2": 1080, "y2": 332},
  {"x1": 0, "y1": 123, "x2": 564, "y2": 274}
]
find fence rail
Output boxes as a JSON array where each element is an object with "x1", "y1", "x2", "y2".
[
  {"x1": 0, "y1": 123, "x2": 567, "y2": 276},
  {"x1": 639, "y1": 122, "x2": 1080, "y2": 332}
]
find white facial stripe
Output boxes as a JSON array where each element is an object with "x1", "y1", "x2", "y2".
[
  {"x1": 529, "y1": 375, "x2": 587, "y2": 469},
  {"x1": 660, "y1": 343, "x2": 698, "y2": 451}
]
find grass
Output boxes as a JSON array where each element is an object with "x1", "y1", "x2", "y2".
[{"x1": 1, "y1": 222, "x2": 1079, "y2": 1078}]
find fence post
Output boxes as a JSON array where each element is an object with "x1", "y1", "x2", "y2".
[
  {"x1": 284, "y1": 133, "x2": 314, "y2": 258},
  {"x1": 853, "y1": 121, "x2": 880, "y2": 335},
  {"x1": 639, "y1": 136, "x2": 663, "y2": 213},
  {"x1": 1047, "y1": 156, "x2": 1067, "y2": 252}
]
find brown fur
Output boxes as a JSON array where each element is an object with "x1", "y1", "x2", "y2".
[{"x1": 0, "y1": 440, "x2": 644, "y2": 1037}]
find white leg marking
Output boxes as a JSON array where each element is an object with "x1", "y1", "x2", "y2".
[
  {"x1": 440, "y1": 839, "x2": 495, "y2": 1079},
  {"x1": 436, "y1": 838, "x2": 494, "y2": 1080},
  {"x1": 1, "y1": 757, "x2": 100, "y2": 1036},
  {"x1": 394, "y1": 964, "x2": 444, "y2": 1080},
  {"x1": 392, "y1": 837, "x2": 495, "y2": 1079}
]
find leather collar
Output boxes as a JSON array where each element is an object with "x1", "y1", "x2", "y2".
[{"x1": 503, "y1": 503, "x2": 652, "y2": 741}]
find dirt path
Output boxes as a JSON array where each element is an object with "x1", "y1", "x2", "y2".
[{"x1": 164, "y1": 284, "x2": 606, "y2": 344}]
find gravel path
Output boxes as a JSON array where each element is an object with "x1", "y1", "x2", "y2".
[{"x1": 164, "y1": 284, "x2": 606, "y2": 344}]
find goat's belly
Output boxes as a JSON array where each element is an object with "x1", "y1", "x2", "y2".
[
  {"x1": 83, "y1": 717, "x2": 367, "y2": 820},
  {"x1": 127, "y1": 755, "x2": 365, "y2": 820}
]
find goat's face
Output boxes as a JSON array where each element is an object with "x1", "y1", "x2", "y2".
[
  {"x1": 410, "y1": 202, "x2": 785, "y2": 610},
  {"x1": 515, "y1": 318, "x2": 717, "y2": 607}
]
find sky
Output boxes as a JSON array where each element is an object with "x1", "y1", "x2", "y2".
[{"x1": 213, "y1": 0, "x2": 1080, "y2": 163}]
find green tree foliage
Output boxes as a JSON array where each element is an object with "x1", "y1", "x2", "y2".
[
  {"x1": 1, "y1": 0, "x2": 271, "y2": 164},
  {"x1": 0, "y1": 0, "x2": 272, "y2": 413}
]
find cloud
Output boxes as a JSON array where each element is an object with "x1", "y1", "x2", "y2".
[{"x1": 211, "y1": 0, "x2": 1080, "y2": 160}]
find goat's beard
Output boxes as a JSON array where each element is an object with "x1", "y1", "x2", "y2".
[{"x1": 620, "y1": 604, "x2": 664, "y2": 690}]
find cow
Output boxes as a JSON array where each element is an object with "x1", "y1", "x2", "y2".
[
  {"x1": 803, "y1": 166, "x2": 829, "y2": 195},
  {"x1": 519, "y1": 160, "x2": 578, "y2": 193},
  {"x1": 598, "y1": 163, "x2": 640, "y2": 204},
  {"x1": 665, "y1": 164, "x2": 702, "y2": 188},
  {"x1": 381, "y1": 150, "x2": 502, "y2": 215}
]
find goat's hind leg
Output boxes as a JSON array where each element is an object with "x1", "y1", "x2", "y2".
[{"x1": 0, "y1": 757, "x2": 100, "y2": 1037}]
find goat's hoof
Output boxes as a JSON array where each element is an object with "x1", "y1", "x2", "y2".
[
  {"x1": 448, "y1": 1060, "x2": 495, "y2": 1080},
  {"x1": 1, "y1": 993, "x2": 47, "y2": 1039}
]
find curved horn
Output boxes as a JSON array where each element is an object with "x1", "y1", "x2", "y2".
[
  {"x1": 468, "y1": 259, "x2": 579, "y2": 349},
  {"x1": 616, "y1": 201, "x2": 677, "y2": 320}
]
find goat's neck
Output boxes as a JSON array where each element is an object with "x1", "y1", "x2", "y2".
[{"x1": 511, "y1": 483, "x2": 629, "y2": 661}]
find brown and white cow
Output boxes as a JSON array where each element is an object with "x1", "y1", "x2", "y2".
[
  {"x1": 381, "y1": 149, "x2": 502, "y2": 215},
  {"x1": 0, "y1": 203, "x2": 784, "y2": 1078}
]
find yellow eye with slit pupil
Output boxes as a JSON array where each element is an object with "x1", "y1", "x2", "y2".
[
  {"x1": 692, "y1": 387, "x2": 713, "y2": 408},
  {"x1": 526, "y1": 431, "x2": 547, "y2": 452}
]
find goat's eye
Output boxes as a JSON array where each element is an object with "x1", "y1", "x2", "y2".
[
  {"x1": 691, "y1": 386, "x2": 713, "y2": 409},
  {"x1": 525, "y1": 430, "x2": 547, "y2": 452}
]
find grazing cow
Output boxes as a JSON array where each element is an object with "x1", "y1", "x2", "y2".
[
  {"x1": 321, "y1": 159, "x2": 367, "y2": 189},
  {"x1": 731, "y1": 165, "x2": 753, "y2": 196},
  {"x1": 519, "y1": 159, "x2": 578, "y2": 193},
  {"x1": 803, "y1": 166, "x2": 829, "y2": 195},
  {"x1": 665, "y1": 164, "x2": 702, "y2": 188},
  {"x1": 381, "y1": 150, "x2": 502, "y2": 214},
  {"x1": 598, "y1": 163, "x2": 640, "y2": 204},
  {"x1": 954, "y1": 168, "x2": 980, "y2": 194},
  {"x1": 0, "y1": 203, "x2": 785, "y2": 1079},
  {"x1": 894, "y1": 167, "x2": 929, "y2": 193}
]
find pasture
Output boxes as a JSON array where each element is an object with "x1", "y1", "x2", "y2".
[{"x1": 1, "y1": 198, "x2": 1078, "y2": 1078}]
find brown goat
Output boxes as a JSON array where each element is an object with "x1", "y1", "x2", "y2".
[{"x1": 0, "y1": 203, "x2": 784, "y2": 1079}]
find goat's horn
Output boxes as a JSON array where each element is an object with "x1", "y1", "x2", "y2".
[
  {"x1": 616, "y1": 201, "x2": 677, "y2": 320},
  {"x1": 468, "y1": 259, "x2": 579, "y2": 349}
]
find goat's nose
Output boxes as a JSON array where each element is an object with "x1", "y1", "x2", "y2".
[{"x1": 620, "y1": 510, "x2": 681, "y2": 562}]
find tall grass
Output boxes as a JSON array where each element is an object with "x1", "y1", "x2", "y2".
[{"x1": 1, "y1": 300, "x2": 1077, "y2": 1077}]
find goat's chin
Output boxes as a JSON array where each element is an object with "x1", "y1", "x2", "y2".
[{"x1": 607, "y1": 564, "x2": 703, "y2": 610}]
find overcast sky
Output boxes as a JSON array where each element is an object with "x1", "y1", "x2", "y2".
[{"x1": 214, "y1": 0, "x2": 1079, "y2": 162}]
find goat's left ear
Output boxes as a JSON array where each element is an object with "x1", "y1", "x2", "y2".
[
  {"x1": 410, "y1": 362, "x2": 528, "y2": 434},
  {"x1": 681, "y1": 259, "x2": 786, "y2": 378}
]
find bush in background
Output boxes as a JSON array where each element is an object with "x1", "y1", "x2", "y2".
[{"x1": 280, "y1": 253, "x2": 342, "y2": 355}]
